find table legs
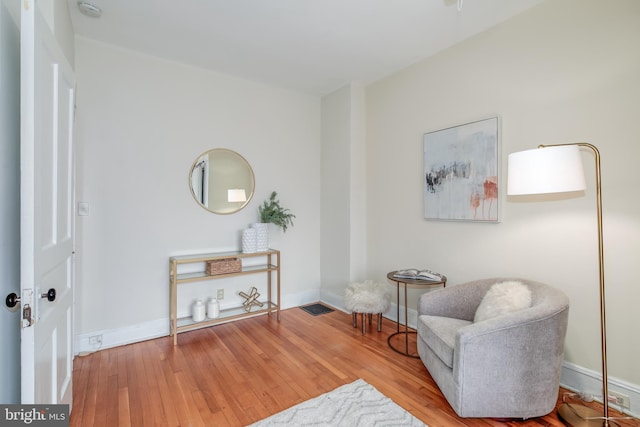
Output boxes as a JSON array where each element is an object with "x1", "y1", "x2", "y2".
[{"x1": 387, "y1": 280, "x2": 419, "y2": 358}]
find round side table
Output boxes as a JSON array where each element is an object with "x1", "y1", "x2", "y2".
[{"x1": 387, "y1": 271, "x2": 446, "y2": 358}]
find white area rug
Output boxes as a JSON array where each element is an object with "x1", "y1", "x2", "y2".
[{"x1": 249, "y1": 379, "x2": 427, "y2": 426}]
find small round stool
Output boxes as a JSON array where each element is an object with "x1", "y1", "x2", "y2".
[{"x1": 344, "y1": 281, "x2": 391, "y2": 334}]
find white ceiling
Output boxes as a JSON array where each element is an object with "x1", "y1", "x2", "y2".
[{"x1": 67, "y1": 0, "x2": 543, "y2": 96}]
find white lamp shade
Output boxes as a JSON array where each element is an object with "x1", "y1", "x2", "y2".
[
  {"x1": 227, "y1": 189, "x2": 247, "y2": 202},
  {"x1": 507, "y1": 145, "x2": 586, "y2": 195}
]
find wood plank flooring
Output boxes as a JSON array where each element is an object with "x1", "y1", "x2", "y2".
[{"x1": 70, "y1": 305, "x2": 637, "y2": 426}]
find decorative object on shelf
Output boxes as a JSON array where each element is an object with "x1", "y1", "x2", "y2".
[
  {"x1": 508, "y1": 143, "x2": 613, "y2": 426},
  {"x1": 242, "y1": 228, "x2": 258, "y2": 253},
  {"x1": 239, "y1": 286, "x2": 264, "y2": 312},
  {"x1": 192, "y1": 299, "x2": 205, "y2": 322},
  {"x1": 258, "y1": 191, "x2": 296, "y2": 232},
  {"x1": 423, "y1": 116, "x2": 500, "y2": 222},
  {"x1": 207, "y1": 298, "x2": 220, "y2": 319},
  {"x1": 251, "y1": 222, "x2": 269, "y2": 252},
  {"x1": 206, "y1": 257, "x2": 241, "y2": 275}
]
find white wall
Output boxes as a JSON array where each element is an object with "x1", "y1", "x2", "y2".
[
  {"x1": 320, "y1": 84, "x2": 367, "y2": 307},
  {"x1": 38, "y1": 0, "x2": 74, "y2": 66},
  {"x1": 321, "y1": 86, "x2": 351, "y2": 297},
  {"x1": 349, "y1": 85, "x2": 367, "y2": 282},
  {"x1": 74, "y1": 37, "x2": 321, "y2": 347},
  {"x1": 0, "y1": 0, "x2": 21, "y2": 404},
  {"x1": 366, "y1": 0, "x2": 640, "y2": 403}
]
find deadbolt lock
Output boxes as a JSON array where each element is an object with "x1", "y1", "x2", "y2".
[{"x1": 22, "y1": 304, "x2": 34, "y2": 328}]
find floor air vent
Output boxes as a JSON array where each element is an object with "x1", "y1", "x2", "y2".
[{"x1": 300, "y1": 303, "x2": 335, "y2": 316}]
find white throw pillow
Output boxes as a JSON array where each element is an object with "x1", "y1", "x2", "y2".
[{"x1": 474, "y1": 281, "x2": 532, "y2": 322}]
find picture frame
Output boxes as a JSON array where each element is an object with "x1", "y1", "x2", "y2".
[{"x1": 423, "y1": 116, "x2": 500, "y2": 222}]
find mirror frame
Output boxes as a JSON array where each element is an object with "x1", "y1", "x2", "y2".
[{"x1": 189, "y1": 148, "x2": 255, "y2": 215}]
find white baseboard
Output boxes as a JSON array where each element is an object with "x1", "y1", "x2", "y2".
[
  {"x1": 320, "y1": 289, "x2": 410, "y2": 325},
  {"x1": 75, "y1": 318, "x2": 168, "y2": 354},
  {"x1": 320, "y1": 289, "x2": 411, "y2": 323},
  {"x1": 75, "y1": 289, "x2": 321, "y2": 354},
  {"x1": 318, "y1": 289, "x2": 348, "y2": 313},
  {"x1": 560, "y1": 361, "x2": 640, "y2": 418}
]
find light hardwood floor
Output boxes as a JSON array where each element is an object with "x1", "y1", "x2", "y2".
[{"x1": 70, "y1": 306, "x2": 636, "y2": 426}]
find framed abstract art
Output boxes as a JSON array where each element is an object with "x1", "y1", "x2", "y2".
[{"x1": 423, "y1": 116, "x2": 500, "y2": 222}]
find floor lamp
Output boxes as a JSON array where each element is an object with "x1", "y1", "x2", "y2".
[{"x1": 507, "y1": 143, "x2": 611, "y2": 427}]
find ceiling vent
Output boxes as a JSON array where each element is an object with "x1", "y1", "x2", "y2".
[{"x1": 77, "y1": 1, "x2": 102, "y2": 18}]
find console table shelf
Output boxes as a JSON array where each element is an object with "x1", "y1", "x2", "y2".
[{"x1": 169, "y1": 249, "x2": 280, "y2": 345}]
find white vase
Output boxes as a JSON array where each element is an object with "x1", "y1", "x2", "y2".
[
  {"x1": 207, "y1": 298, "x2": 220, "y2": 319},
  {"x1": 242, "y1": 228, "x2": 257, "y2": 253},
  {"x1": 192, "y1": 299, "x2": 205, "y2": 322},
  {"x1": 252, "y1": 223, "x2": 269, "y2": 251}
]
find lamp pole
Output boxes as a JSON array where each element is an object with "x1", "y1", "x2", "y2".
[
  {"x1": 508, "y1": 142, "x2": 609, "y2": 426},
  {"x1": 550, "y1": 143, "x2": 608, "y2": 426}
]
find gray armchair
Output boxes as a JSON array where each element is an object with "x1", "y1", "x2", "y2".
[{"x1": 417, "y1": 278, "x2": 569, "y2": 419}]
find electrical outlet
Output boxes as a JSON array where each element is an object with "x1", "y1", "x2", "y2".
[
  {"x1": 608, "y1": 391, "x2": 631, "y2": 409},
  {"x1": 89, "y1": 334, "x2": 102, "y2": 346},
  {"x1": 217, "y1": 289, "x2": 224, "y2": 300}
]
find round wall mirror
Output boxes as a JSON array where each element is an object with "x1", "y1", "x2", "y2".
[{"x1": 189, "y1": 148, "x2": 255, "y2": 214}]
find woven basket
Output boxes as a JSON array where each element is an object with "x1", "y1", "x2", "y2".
[{"x1": 206, "y1": 258, "x2": 241, "y2": 276}]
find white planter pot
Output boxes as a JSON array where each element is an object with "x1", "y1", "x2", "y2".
[
  {"x1": 242, "y1": 228, "x2": 257, "y2": 253},
  {"x1": 252, "y1": 223, "x2": 269, "y2": 251}
]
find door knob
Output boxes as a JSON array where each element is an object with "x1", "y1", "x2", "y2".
[
  {"x1": 5, "y1": 292, "x2": 20, "y2": 308},
  {"x1": 41, "y1": 288, "x2": 56, "y2": 302}
]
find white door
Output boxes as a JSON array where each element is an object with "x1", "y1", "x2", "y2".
[
  {"x1": 21, "y1": 0, "x2": 76, "y2": 405},
  {"x1": 0, "y1": 0, "x2": 21, "y2": 405}
]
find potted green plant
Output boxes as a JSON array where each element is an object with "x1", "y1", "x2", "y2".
[
  {"x1": 250, "y1": 191, "x2": 295, "y2": 252},
  {"x1": 258, "y1": 191, "x2": 295, "y2": 232}
]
